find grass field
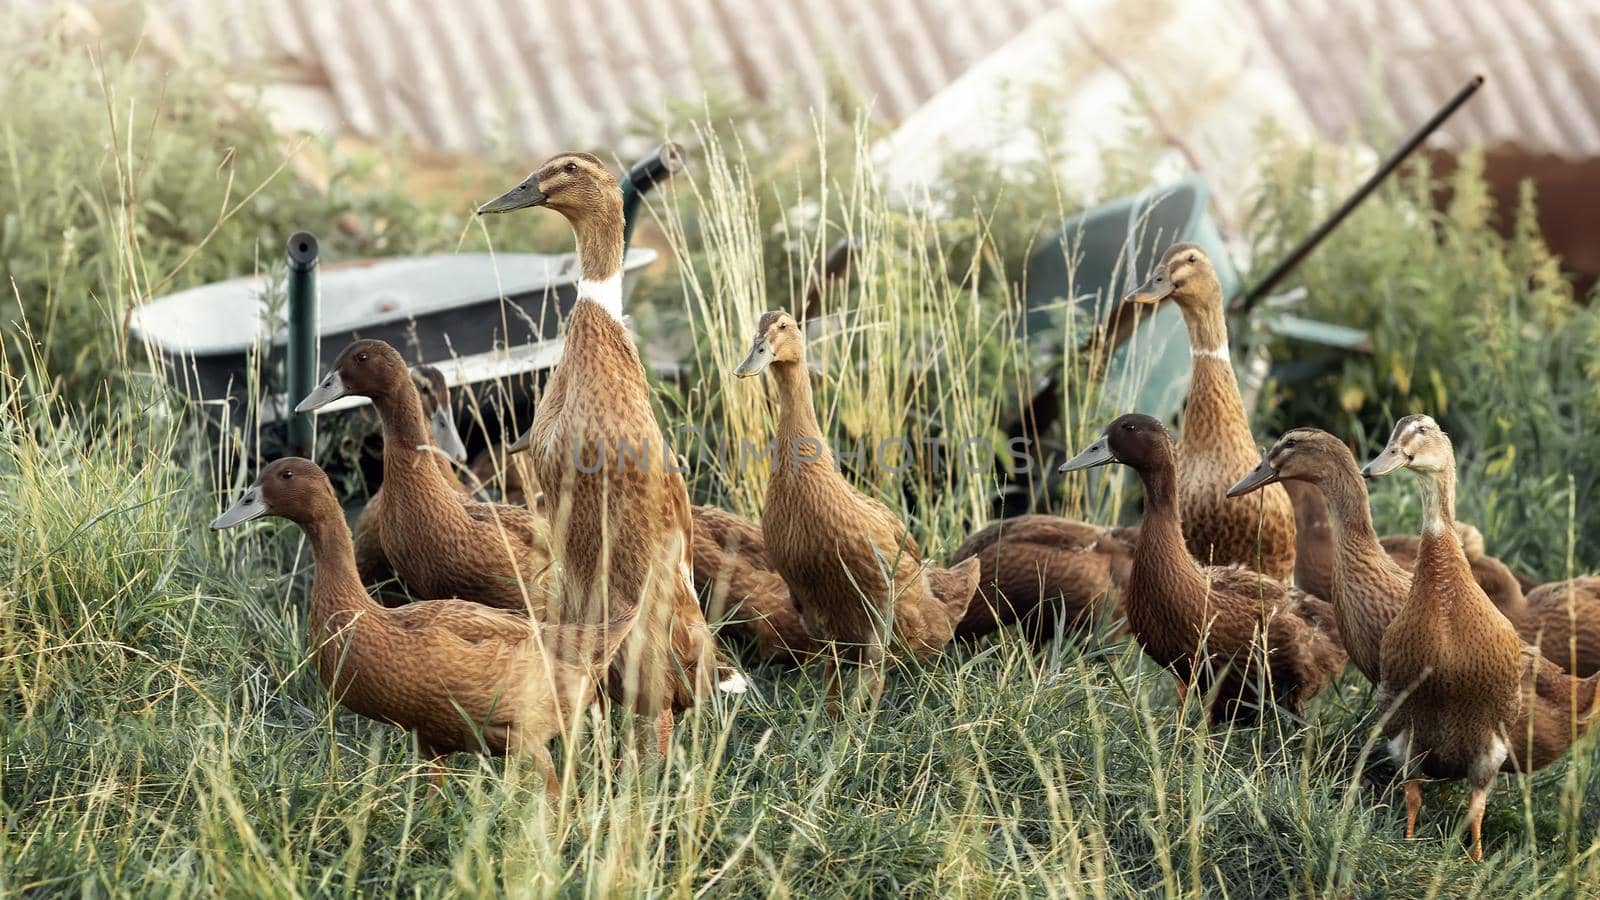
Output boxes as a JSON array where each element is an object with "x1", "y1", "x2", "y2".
[{"x1": 6, "y1": 37, "x2": 1600, "y2": 899}]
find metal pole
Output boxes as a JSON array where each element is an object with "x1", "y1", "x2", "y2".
[
  {"x1": 286, "y1": 231, "x2": 319, "y2": 456},
  {"x1": 620, "y1": 142, "x2": 686, "y2": 249},
  {"x1": 1233, "y1": 74, "x2": 1484, "y2": 313}
]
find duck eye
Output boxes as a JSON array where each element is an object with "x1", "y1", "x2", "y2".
[
  {"x1": 356, "y1": 352, "x2": 369, "y2": 363},
  {"x1": 280, "y1": 470, "x2": 294, "y2": 480},
  {"x1": 1284, "y1": 439, "x2": 1296, "y2": 448},
  {"x1": 1187, "y1": 253, "x2": 1196, "y2": 263},
  {"x1": 564, "y1": 162, "x2": 578, "y2": 174}
]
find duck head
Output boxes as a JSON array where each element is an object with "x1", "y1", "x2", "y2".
[
  {"x1": 295, "y1": 339, "x2": 409, "y2": 412},
  {"x1": 411, "y1": 364, "x2": 468, "y2": 464},
  {"x1": 1228, "y1": 428, "x2": 1351, "y2": 496},
  {"x1": 1362, "y1": 414, "x2": 1450, "y2": 479},
  {"x1": 734, "y1": 310, "x2": 804, "y2": 378},
  {"x1": 1125, "y1": 243, "x2": 1221, "y2": 310},
  {"x1": 476, "y1": 152, "x2": 620, "y2": 219},
  {"x1": 1059, "y1": 413, "x2": 1173, "y2": 473},
  {"x1": 211, "y1": 457, "x2": 339, "y2": 529}
]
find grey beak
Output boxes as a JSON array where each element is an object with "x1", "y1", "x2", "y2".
[
  {"x1": 1361, "y1": 445, "x2": 1409, "y2": 479},
  {"x1": 211, "y1": 486, "x2": 270, "y2": 529},
  {"x1": 430, "y1": 406, "x2": 469, "y2": 464},
  {"x1": 508, "y1": 427, "x2": 534, "y2": 455},
  {"x1": 1059, "y1": 434, "x2": 1116, "y2": 472},
  {"x1": 477, "y1": 180, "x2": 548, "y2": 215},
  {"x1": 734, "y1": 339, "x2": 772, "y2": 378},
  {"x1": 1124, "y1": 270, "x2": 1175, "y2": 305},
  {"x1": 1226, "y1": 457, "x2": 1280, "y2": 497},
  {"x1": 295, "y1": 370, "x2": 347, "y2": 413}
]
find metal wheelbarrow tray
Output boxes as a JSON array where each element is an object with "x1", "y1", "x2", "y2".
[{"x1": 129, "y1": 248, "x2": 658, "y2": 421}]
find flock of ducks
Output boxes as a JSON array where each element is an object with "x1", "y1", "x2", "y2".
[{"x1": 208, "y1": 154, "x2": 1600, "y2": 861}]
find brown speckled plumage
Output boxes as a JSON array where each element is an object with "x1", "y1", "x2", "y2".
[
  {"x1": 1500, "y1": 578, "x2": 1600, "y2": 677},
  {"x1": 950, "y1": 516, "x2": 1135, "y2": 645},
  {"x1": 691, "y1": 505, "x2": 820, "y2": 663},
  {"x1": 1358, "y1": 415, "x2": 1600, "y2": 860},
  {"x1": 319, "y1": 341, "x2": 552, "y2": 611},
  {"x1": 1135, "y1": 244, "x2": 1295, "y2": 579},
  {"x1": 488, "y1": 153, "x2": 732, "y2": 725},
  {"x1": 1065, "y1": 415, "x2": 1343, "y2": 724},
  {"x1": 1287, "y1": 478, "x2": 1524, "y2": 612},
  {"x1": 214, "y1": 459, "x2": 626, "y2": 794},
  {"x1": 741, "y1": 311, "x2": 980, "y2": 685}
]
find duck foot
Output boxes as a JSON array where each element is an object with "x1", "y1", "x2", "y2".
[{"x1": 1404, "y1": 780, "x2": 1422, "y2": 840}]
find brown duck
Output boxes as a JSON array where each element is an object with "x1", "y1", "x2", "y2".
[
  {"x1": 211, "y1": 458, "x2": 629, "y2": 795},
  {"x1": 1357, "y1": 415, "x2": 1600, "y2": 861},
  {"x1": 297, "y1": 340, "x2": 552, "y2": 611},
  {"x1": 735, "y1": 310, "x2": 981, "y2": 700},
  {"x1": 479, "y1": 153, "x2": 743, "y2": 750},
  {"x1": 950, "y1": 516, "x2": 1135, "y2": 645},
  {"x1": 1125, "y1": 244, "x2": 1295, "y2": 579},
  {"x1": 1060, "y1": 414, "x2": 1344, "y2": 723}
]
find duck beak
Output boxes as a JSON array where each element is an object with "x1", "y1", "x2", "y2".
[
  {"x1": 507, "y1": 426, "x2": 535, "y2": 455},
  {"x1": 1059, "y1": 434, "x2": 1115, "y2": 472},
  {"x1": 734, "y1": 339, "x2": 772, "y2": 378},
  {"x1": 430, "y1": 405, "x2": 469, "y2": 464},
  {"x1": 1361, "y1": 444, "x2": 1409, "y2": 479},
  {"x1": 295, "y1": 370, "x2": 347, "y2": 413},
  {"x1": 476, "y1": 180, "x2": 548, "y2": 215},
  {"x1": 1227, "y1": 457, "x2": 1280, "y2": 497},
  {"x1": 210, "y1": 485, "x2": 270, "y2": 530},
  {"x1": 1124, "y1": 270, "x2": 1175, "y2": 305}
]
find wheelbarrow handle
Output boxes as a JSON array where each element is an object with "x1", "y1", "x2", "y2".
[
  {"x1": 621, "y1": 142, "x2": 686, "y2": 247},
  {"x1": 627, "y1": 142, "x2": 686, "y2": 193}
]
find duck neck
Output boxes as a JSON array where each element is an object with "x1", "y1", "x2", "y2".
[
  {"x1": 1410, "y1": 455, "x2": 1473, "y2": 616},
  {"x1": 1317, "y1": 466, "x2": 1388, "y2": 570},
  {"x1": 771, "y1": 359, "x2": 832, "y2": 472},
  {"x1": 1131, "y1": 457, "x2": 1209, "y2": 605},
  {"x1": 299, "y1": 508, "x2": 381, "y2": 626},
  {"x1": 1176, "y1": 295, "x2": 1250, "y2": 455},
  {"x1": 568, "y1": 197, "x2": 626, "y2": 322},
  {"x1": 375, "y1": 381, "x2": 473, "y2": 516}
]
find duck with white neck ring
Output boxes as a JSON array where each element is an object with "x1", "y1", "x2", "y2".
[
  {"x1": 478, "y1": 153, "x2": 745, "y2": 753},
  {"x1": 1125, "y1": 243, "x2": 1296, "y2": 580}
]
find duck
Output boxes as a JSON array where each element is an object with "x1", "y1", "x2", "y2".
[
  {"x1": 1284, "y1": 474, "x2": 1526, "y2": 612},
  {"x1": 210, "y1": 458, "x2": 630, "y2": 795},
  {"x1": 297, "y1": 340, "x2": 553, "y2": 611},
  {"x1": 1060, "y1": 414, "x2": 1344, "y2": 723},
  {"x1": 949, "y1": 516, "x2": 1135, "y2": 646},
  {"x1": 1124, "y1": 244, "x2": 1295, "y2": 579},
  {"x1": 691, "y1": 504, "x2": 821, "y2": 663},
  {"x1": 1354, "y1": 415, "x2": 1600, "y2": 861},
  {"x1": 478, "y1": 153, "x2": 743, "y2": 750},
  {"x1": 735, "y1": 309, "x2": 981, "y2": 702}
]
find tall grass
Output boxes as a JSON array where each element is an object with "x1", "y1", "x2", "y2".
[{"x1": 5, "y1": 38, "x2": 1600, "y2": 899}]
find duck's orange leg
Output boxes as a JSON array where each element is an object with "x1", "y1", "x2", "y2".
[
  {"x1": 654, "y1": 707, "x2": 674, "y2": 758},
  {"x1": 1404, "y1": 780, "x2": 1423, "y2": 839},
  {"x1": 1466, "y1": 783, "x2": 1488, "y2": 862},
  {"x1": 1174, "y1": 680, "x2": 1189, "y2": 707}
]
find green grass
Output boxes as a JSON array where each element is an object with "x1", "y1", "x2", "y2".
[{"x1": 6, "y1": 37, "x2": 1600, "y2": 899}]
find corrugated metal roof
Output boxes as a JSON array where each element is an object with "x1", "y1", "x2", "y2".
[
  {"x1": 1237, "y1": 0, "x2": 1600, "y2": 158},
  {"x1": 143, "y1": 0, "x2": 1057, "y2": 155}
]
